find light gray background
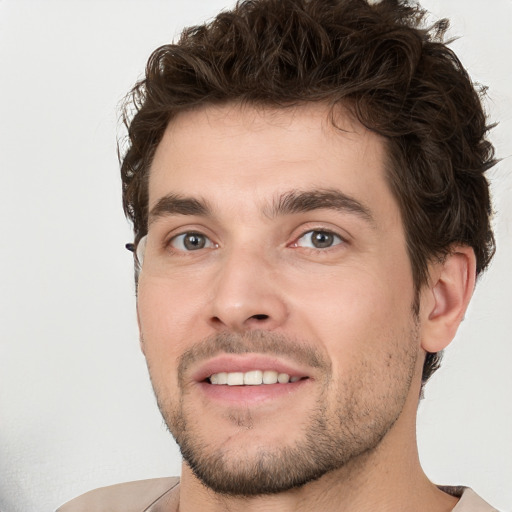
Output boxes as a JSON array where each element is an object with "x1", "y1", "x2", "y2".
[{"x1": 0, "y1": 1, "x2": 511, "y2": 511}]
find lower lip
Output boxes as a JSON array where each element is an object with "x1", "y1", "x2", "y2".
[{"x1": 197, "y1": 379, "x2": 309, "y2": 404}]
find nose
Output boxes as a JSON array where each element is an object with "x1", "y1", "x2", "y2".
[{"x1": 208, "y1": 248, "x2": 288, "y2": 332}]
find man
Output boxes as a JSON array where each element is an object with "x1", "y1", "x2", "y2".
[{"x1": 58, "y1": 0, "x2": 500, "y2": 510}]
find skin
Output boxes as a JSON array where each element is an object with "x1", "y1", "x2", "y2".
[{"x1": 136, "y1": 102, "x2": 476, "y2": 511}]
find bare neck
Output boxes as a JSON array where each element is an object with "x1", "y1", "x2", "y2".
[{"x1": 177, "y1": 382, "x2": 458, "y2": 512}]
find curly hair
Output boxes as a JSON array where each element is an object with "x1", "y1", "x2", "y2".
[{"x1": 120, "y1": 0, "x2": 496, "y2": 385}]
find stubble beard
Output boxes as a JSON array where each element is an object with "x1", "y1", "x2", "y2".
[{"x1": 148, "y1": 326, "x2": 419, "y2": 497}]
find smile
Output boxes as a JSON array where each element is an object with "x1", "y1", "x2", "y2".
[{"x1": 209, "y1": 370, "x2": 303, "y2": 385}]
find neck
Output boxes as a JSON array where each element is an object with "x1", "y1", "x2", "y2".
[{"x1": 177, "y1": 382, "x2": 458, "y2": 512}]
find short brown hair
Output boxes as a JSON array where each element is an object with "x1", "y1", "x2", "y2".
[{"x1": 120, "y1": 0, "x2": 496, "y2": 384}]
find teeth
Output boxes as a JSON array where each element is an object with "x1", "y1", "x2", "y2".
[
  {"x1": 227, "y1": 372, "x2": 244, "y2": 386},
  {"x1": 210, "y1": 372, "x2": 227, "y2": 385},
  {"x1": 209, "y1": 370, "x2": 303, "y2": 386},
  {"x1": 278, "y1": 373, "x2": 290, "y2": 383},
  {"x1": 263, "y1": 370, "x2": 278, "y2": 384},
  {"x1": 244, "y1": 370, "x2": 263, "y2": 385}
]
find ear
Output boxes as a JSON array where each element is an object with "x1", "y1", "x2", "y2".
[{"x1": 420, "y1": 246, "x2": 476, "y2": 353}]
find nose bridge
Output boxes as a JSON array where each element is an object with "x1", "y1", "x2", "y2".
[{"x1": 209, "y1": 242, "x2": 287, "y2": 331}]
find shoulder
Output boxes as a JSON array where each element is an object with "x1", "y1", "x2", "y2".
[
  {"x1": 56, "y1": 477, "x2": 180, "y2": 512},
  {"x1": 439, "y1": 486, "x2": 500, "y2": 512}
]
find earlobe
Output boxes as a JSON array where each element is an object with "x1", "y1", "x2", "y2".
[{"x1": 420, "y1": 246, "x2": 476, "y2": 353}]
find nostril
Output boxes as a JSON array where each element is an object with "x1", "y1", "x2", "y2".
[{"x1": 251, "y1": 314, "x2": 269, "y2": 321}]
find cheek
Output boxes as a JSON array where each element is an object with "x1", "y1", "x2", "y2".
[
  {"x1": 295, "y1": 265, "x2": 411, "y2": 329},
  {"x1": 137, "y1": 276, "x2": 204, "y2": 371},
  {"x1": 289, "y1": 262, "x2": 416, "y2": 372}
]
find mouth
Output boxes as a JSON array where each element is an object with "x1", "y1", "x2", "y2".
[
  {"x1": 208, "y1": 370, "x2": 306, "y2": 386},
  {"x1": 190, "y1": 355, "x2": 312, "y2": 404}
]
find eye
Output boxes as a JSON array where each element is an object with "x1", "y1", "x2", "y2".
[
  {"x1": 169, "y1": 232, "x2": 216, "y2": 251},
  {"x1": 294, "y1": 230, "x2": 343, "y2": 249}
]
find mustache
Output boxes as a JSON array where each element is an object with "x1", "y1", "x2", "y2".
[{"x1": 177, "y1": 330, "x2": 331, "y2": 384}]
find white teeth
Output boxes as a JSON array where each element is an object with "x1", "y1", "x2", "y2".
[
  {"x1": 278, "y1": 373, "x2": 290, "y2": 383},
  {"x1": 227, "y1": 372, "x2": 244, "y2": 386},
  {"x1": 209, "y1": 370, "x2": 303, "y2": 385},
  {"x1": 244, "y1": 370, "x2": 263, "y2": 385},
  {"x1": 216, "y1": 372, "x2": 228, "y2": 385},
  {"x1": 262, "y1": 370, "x2": 278, "y2": 384}
]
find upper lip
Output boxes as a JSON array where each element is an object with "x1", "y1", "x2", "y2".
[{"x1": 191, "y1": 354, "x2": 312, "y2": 383}]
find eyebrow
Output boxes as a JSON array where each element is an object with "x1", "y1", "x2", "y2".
[
  {"x1": 148, "y1": 188, "x2": 374, "y2": 225},
  {"x1": 266, "y1": 188, "x2": 374, "y2": 224},
  {"x1": 148, "y1": 193, "x2": 211, "y2": 225}
]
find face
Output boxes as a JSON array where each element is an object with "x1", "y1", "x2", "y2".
[{"x1": 137, "y1": 103, "x2": 422, "y2": 495}]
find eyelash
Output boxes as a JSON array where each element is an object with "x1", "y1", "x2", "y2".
[
  {"x1": 167, "y1": 232, "x2": 217, "y2": 252},
  {"x1": 164, "y1": 228, "x2": 346, "y2": 254},
  {"x1": 291, "y1": 229, "x2": 346, "y2": 251}
]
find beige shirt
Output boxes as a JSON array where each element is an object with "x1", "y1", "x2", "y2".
[{"x1": 56, "y1": 478, "x2": 499, "y2": 512}]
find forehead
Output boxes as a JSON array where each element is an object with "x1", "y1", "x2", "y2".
[{"x1": 148, "y1": 102, "x2": 396, "y2": 222}]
